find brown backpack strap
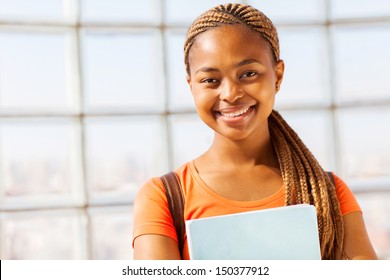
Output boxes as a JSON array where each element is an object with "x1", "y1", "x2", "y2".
[
  {"x1": 160, "y1": 171, "x2": 185, "y2": 259},
  {"x1": 326, "y1": 171, "x2": 335, "y2": 186}
]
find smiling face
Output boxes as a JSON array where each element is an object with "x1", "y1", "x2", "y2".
[{"x1": 187, "y1": 24, "x2": 284, "y2": 142}]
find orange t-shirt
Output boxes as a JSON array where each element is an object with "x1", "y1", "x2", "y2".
[{"x1": 132, "y1": 161, "x2": 361, "y2": 260}]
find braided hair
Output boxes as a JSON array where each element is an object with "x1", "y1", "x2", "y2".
[{"x1": 184, "y1": 3, "x2": 344, "y2": 260}]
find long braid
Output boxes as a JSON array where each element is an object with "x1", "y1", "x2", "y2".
[
  {"x1": 269, "y1": 111, "x2": 344, "y2": 258},
  {"x1": 184, "y1": 3, "x2": 345, "y2": 259}
]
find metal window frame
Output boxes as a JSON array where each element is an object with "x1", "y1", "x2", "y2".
[{"x1": 0, "y1": 0, "x2": 389, "y2": 260}]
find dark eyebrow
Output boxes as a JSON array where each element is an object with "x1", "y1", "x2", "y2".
[
  {"x1": 195, "y1": 67, "x2": 219, "y2": 76},
  {"x1": 194, "y1": 59, "x2": 263, "y2": 76},
  {"x1": 235, "y1": 58, "x2": 263, "y2": 67}
]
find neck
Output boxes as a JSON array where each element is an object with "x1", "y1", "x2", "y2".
[{"x1": 202, "y1": 124, "x2": 278, "y2": 169}]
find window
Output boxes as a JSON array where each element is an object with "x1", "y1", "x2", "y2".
[{"x1": 0, "y1": 0, "x2": 389, "y2": 260}]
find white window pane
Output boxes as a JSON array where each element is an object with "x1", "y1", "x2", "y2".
[
  {"x1": 89, "y1": 206, "x2": 133, "y2": 260},
  {"x1": 279, "y1": 110, "x2": 335, "y2": 171},
  {"x1": 275, "y1": 27, "x2": 330, "y2": 108},
  {"x1": 331, "y1": 0, "x2": 390, "y2": 19},
  {"x1": 1, "y1": 209, "x2": 87, "y2": 259},
  {"x1": 0, "y1": 119, "x2": 83, "y2": 210},
  {"x1": 81, "y1": 0, "x2": 161, "y2": 24},
  {"x1": 85, "y1": 116, "x2": 167, "y2": 204},
  {"x1": 248, "y1": 0, "x2": 325, "y2": 22},
  {"x1": 0, "y1": 0, "x2": 65, "y2": 21},
  {"x1": 166, "y1": 30, "x2": 195, "y2": 111},
  {"x1": 165, "y1": 0, "x2": 236, "y2": 25},
  {"x1": 170, "y1": 114, "x2": 213, "y2": 168},
  {"x1": 355, "y1": 192, "x2": 390, "y2": 260},
  {"x1": 0, "y1": 31, "x2": 76, "y2": 113},
  {"x1": 338, "y1": 108, "x2": 390, "y2": 187},
  {"x1": 82, "y1": 31, "x2": 164, "y2": 112},
  {"x1": 333, "y1": 25, "x2": 390, "y2": 103}
]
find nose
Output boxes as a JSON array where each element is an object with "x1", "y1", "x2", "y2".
[{"x1": 219, "y1": 79, "x2": 243, "y2": 103}]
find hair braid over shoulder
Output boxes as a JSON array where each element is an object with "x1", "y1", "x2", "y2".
[
  {"x1": 184, "y1": 3, "x2": 345, "y2": 259},
  {"x1": 269, "y1": 110, "x2": 344, "y2": 259}
]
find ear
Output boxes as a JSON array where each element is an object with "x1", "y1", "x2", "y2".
[
  {"x1": 186, "y1": 74, "x2": 192, "y2": 91},
  {"x1": 274, "y1": 60, "x2": 285, "y2": 93}
]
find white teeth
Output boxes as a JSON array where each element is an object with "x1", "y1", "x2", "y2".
[{"x1": 220, "y1": 107, "x2": 250, "y2": 117}]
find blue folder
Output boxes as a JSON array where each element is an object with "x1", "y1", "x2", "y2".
[{"x1": 186, "y1": 204, "x2": 321, "y2": 260}]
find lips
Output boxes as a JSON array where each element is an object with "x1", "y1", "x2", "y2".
[
  {"x1": 219, "y1": 107, "x2": 250, "y2": 117},
  {"x1": 216, "y1": 105, "x2": 254, "y2": 117},
  {"x1": 215, "y1": 105, "x2": 255, "y2": 124}
]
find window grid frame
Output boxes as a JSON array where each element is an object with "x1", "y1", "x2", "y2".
[{"x1": 0, "y1": 0, "x2": 389, "y2": 260}]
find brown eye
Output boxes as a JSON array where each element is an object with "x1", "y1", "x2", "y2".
[
  {"x1": 201, "y1": 78, "x2": 218, "y2": 84},
  {"x1": 240, "y1": 71, "x2": 256, "y2": 79}
]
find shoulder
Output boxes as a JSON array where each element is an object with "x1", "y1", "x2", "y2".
[
  {"x1": 135, "y1": 177, "x2": 166, "y2": 202},
  {"x1": 132, "y1": 162, "x2": 192, "y2": 246},
  {"x1": 330, "y1": 172, "x2": 362, "y2": 216},
  {"x1": 133, "y1": 177, "x2": 170, "y2": 227},
  {"x1": 134, "y1": 161, "x2": 192, "y2": 213},
  {"x1": 132, "y1": 177, "x2": 176, "y2": 246}
]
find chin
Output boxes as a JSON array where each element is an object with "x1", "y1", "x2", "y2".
[{"x1": 215, "y1": 129, "x2": 253, "y2": 142}]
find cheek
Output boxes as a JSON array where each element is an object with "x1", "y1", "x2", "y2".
[
  {"x1": 192, "y1": 87, "x2": 216, "y2": 107},
  {"x1": 247, "y1": 78, "x2": 276, "y2": 97},
  {"x1": 193, "y1": 94, "x2": 211, "y2": 112}
]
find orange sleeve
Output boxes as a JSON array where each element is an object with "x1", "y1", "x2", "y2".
[
  {"x1": 132, "y1": 177, "x2": 177, "y2": 247},
  {"x1": 332, "y1": 173, "x2": 362, "y2": 216}
]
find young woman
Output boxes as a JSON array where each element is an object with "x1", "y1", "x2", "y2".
[{"x1": 132, "y1": 3, "x2": 377, "y2": 260}]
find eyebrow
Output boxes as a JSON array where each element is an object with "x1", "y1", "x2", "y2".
[
  {"x1": 235, "y1": 58, "x2": 263, "y2": 67},
  {"x1": 194, "y1": 59, "x2": 263, "y2": 76},
  {"x1": 195, "y1": 67, "x2": 218, "y2": 76}
]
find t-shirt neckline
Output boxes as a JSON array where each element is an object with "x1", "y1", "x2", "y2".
[{"x1": 188, "y1": 160, "x2": 285, "y2": 208}]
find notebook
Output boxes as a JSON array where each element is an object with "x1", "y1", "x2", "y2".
[{"x1": 185, "y1": 204, "x2": 321, "y2": 260}]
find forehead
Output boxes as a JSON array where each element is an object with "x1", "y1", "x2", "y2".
[{"x1": 188, "y1": 24, "x2": 273, "y2": 69}]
